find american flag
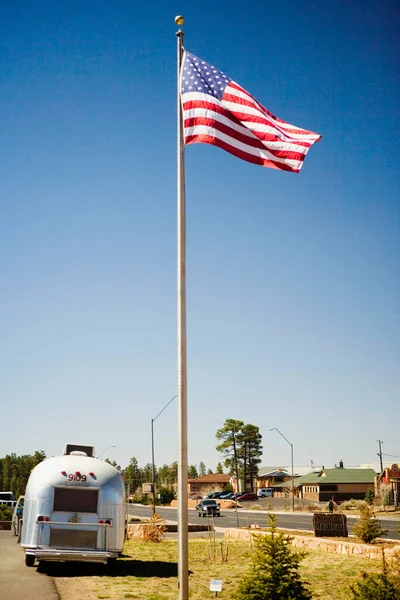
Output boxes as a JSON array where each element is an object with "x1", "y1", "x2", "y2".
[{"x1": 180, "y1": 51, "x2": 321, "y2": 173}]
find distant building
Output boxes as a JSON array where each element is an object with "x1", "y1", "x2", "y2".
[
  {"x1": 256, "y1": 467, "x2": 291, "y2": 489},
  {"x1": 375, "y1": 463, "x2": 400, "y2": 509},
  {"x1": 187, "y1": 474, "x2": 231, "y2": 498},
  {"x1": 274, "y1": 465, "x2": 376, "y2": 502},
  {"x1": 256, "y1": 466, "x2": 311, "y2": 490}
]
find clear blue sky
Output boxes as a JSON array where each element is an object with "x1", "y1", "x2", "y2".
[{"x1": 1, "y1": 1, "x2": 399, "y2": 473}]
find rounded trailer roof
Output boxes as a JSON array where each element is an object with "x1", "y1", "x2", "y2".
[{"x1": 26, "y1": 455, "x2": 124, "y2": 496}]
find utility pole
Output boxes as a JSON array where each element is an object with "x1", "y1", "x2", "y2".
[
  {"x1": 377, "y1": 440, "x2": 383, "y2": 474},
  {"x1": 269, "y1": 428, "x2": 295, "y2": 511},
  {"x1": 151, "y1": 395, "x2": 177, "y2": 515}
]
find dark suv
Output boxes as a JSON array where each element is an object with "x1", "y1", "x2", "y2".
[{"x1": 195, "y1": 499, "x2": 221, "y2": 517}]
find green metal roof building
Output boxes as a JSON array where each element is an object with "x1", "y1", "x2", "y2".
[{"x1": 273, "y1": 467, "x2": 376, "y2": 503}]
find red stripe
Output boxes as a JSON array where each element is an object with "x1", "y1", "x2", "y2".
[
  {"x1": 223, "y1": 99, "x2": 317, "y2": 140},
  {"x1": 228, "y1": 82, "x2": 280, "y2": 121},
  {"x1": 183, "y1": 99, "x2": 313, "y2": 148},
  {"x1": 224, "y1": 84, "x2": 321, "y2": 139},
  {"x1": 182, "y1": 100, "x2": 310, "y2": 153},
  {"x1": 183, "y1": 98, "x2": 242, "y2": 124},
  {"x1": 185, "y1": 134, "x2": 300, "y2": 173},
  {"x1": 184, "y1": 115, "x2": 307, "y2": 162}
]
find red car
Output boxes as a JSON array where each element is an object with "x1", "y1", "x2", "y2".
[{"x1": 236, "y1": 492, "x2": 257, "y2": 501}]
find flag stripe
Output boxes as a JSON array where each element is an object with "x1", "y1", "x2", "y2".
[
  {"x1": 183, "y1": 96, "x2": 313, "y2": 149},
  {"x1": 185, "y1": 133, "x2": 301, "y2": 172},
  {"x1": 183, "y1": 95, "x2": 309, "y2": 165},
  {"x1": 227, "y1": 82, "x2": 312, "y2": 133},
  {"x1": 180, "y1": 50, "x2": 321, "y2": 173},
  {"x1": 184, "y1": 116, "x2": 307, "y2": 162},
  {"x1": 185, "y1": 125, "x2": 305, "y2": 170}
]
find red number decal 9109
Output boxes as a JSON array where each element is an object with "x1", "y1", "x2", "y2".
[{"x1": 67, "y1": 473, "x2": 87, "y2": 482}]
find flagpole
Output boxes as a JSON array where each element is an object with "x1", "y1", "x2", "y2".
[{"x1": 175, "y1": 15, "x2": 189, "y2": 600}]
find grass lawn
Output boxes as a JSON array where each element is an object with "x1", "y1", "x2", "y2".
[{"x1": 51, "y1": 536, "x2": 384, "y2": 600}]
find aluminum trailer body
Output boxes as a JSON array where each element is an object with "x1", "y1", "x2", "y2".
[{"x1": 20, "y1": 444, "x2": 126, "y2": 566}]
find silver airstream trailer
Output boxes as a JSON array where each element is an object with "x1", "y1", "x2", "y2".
[{"x1": 20, "y1": 443, "x2": 126, "y2": 567}]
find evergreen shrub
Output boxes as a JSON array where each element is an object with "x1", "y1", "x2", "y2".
[
  {"x1": 352, "y1": 505, "x2": 388, "y2": 543},
  {"x1": 234, "y1": 514, "x2": 312, "y2": 600}
]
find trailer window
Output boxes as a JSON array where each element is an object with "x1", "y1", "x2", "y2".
[{"x1": 53, "y1": 488, "x2": 98, "y2": 513}]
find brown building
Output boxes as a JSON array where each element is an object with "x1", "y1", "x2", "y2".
[
  {"x1": 256, "y1": 467, "x2": 292, "y2": 490},
  {"x1": 278, "y1": 466, "x2": 376, "y2": 503},
  {"x1": 187, "y1": 474, "x2": 231, "y2": 498},
  {"x1": 376, "y1": 463, "x2": 400, "y2": 509}
]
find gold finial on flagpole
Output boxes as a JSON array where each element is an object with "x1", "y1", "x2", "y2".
[{"x1": 175, "y1": 15, "x2": 184, "y2": 27}]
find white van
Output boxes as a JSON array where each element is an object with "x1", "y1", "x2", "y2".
[{"x1": 257, "y1": 488, "x2": 274, "y2": 498}]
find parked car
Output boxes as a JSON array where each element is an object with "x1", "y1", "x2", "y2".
[
  {"x1": 231, "y1": 493, "x2": 243, "y2": 500},
  {"x1": 219, "y1": 492, "x2": 234, "y2": 499},
  {"x1": 236, "y1": 492, "x2": 257, "y2": 502},
  {"x1": 195, "y1": 499, "x2": 221, "y2": 517},
  {"x1": 0, "y1": 491, "x2": 17, "y2": 509},
  {"x1": 206, "y1": 492, "x2": 222, "y2": 499},
  {"x1": 257, "y1": 487, "x2": 274, "y2": 498}
]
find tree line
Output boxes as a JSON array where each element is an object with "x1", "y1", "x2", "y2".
[
  {"x1": 0, "y1": 451, "x2": 46, "y2": 498},
  {"x1": 1, "y1": 417, "x2": 262, "y2": 498},
  {"x1": 122, "y1": 458, "x2": 221, "y2": 496},
  {"x1": 123, "y1": 417, "x2": 263, "y2": 495}
]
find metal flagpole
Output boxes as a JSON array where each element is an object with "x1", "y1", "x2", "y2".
[{"x1": 175, "y1": 15, "x2": 189, "y2": 600}]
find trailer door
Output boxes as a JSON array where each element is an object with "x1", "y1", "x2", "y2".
[{"x1": 50, "y1": 487, "x2": 100, "y2": 549}]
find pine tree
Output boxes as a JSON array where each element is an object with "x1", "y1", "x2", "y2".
[
  {"x1": 188, "y1": 465, "x2": 198, "y2": 478},
  {"x1": 234, "y1": 514, "x2": 312, "y2": 600},
  {"x1": 216, "y1": 418, "x2": 263, "y2": 488},
  {"x1": 352, "y1": 504, "x2": 388, "y2": 544},
  {"x1": 350, "y1": 549, "x2": 400, "y2": 599},
  {"x1": 216, "y1": 419, "x2": 244, "y2": 481}
]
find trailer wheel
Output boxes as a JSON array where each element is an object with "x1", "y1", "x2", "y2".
[{"x1": 25, "y1": 554, "x2": 35, "y2": 567}]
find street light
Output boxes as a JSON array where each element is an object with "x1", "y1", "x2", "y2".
[
  {"x1": 97, "y1": 444, "x2": 116, "y2": 459},
  {"x1": 151, "y1": 395, "x2": 177, "y2": 514},
  {"x1": 269, "y1": 427, "x2": 295, "y2": 511}
]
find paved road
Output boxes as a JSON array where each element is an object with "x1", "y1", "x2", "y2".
[
  {"x1": 129, "y1": 505, "x2": 400, "y2": 540},
  {"x1": 0, "y1": 530, "x2": 59, "y2": 600}
]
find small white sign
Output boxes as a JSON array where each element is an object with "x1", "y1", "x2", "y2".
[{"x1": 210, "y1": 579, "x2": 223, "y2": 592}]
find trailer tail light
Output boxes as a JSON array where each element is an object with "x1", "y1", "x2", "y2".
[
  {"x1": 75, "y1": 471, "x2": 81, "y2": 476},
  {"x1": 89, "y1": 472, "x2": 96, "y2": 478},
  {"x1": 99, "y1": 519, "x2": 112, "y2": 525},
  {"x1": 37, "y1": 515, "x2": 50, "y2": 522},
  {"x1": 61, "y1": 471, "x2": 67, "y2": 476}
]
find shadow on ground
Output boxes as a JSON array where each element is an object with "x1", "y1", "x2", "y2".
[{"x1": 38, "y1": 559, "x2": 180, "y2": 578}]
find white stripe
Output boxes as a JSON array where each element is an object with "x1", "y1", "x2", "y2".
[
  {"x1": 223, "y1": 99, "x2": 319, "y2": 142},
  {"x1": 184, "y1": 124, "x2": 305, "y2": 170},
  {"x1": 183, "y1": 105, "x2": 259, "y2": 141},
  {"x1": 227, "y1": 83, "x2": 315, "y2": 136},
  {"x1": 183, "y1": 106, "x2": 309, "y2": 155},
  {"x1": 182, "y1": 90, "x2": 221, "y2": 107},
  {"x1": 182, "y1": 91, "x2": 317, "y2": 144}
]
